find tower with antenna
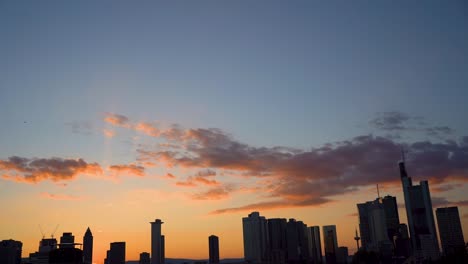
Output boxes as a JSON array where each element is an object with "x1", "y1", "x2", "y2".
[{"x1": 354, "y1": 228, "x2": 361, "y2": 252}]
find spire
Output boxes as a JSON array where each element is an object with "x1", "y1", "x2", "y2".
[
  {"x1": 85, "y1": 227, "x2": 92, "y2": 236},
  {"x1": 399, "y1": 148, "x2": 408, "y2": 178}
]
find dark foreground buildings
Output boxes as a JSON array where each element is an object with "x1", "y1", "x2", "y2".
[{"x1": 0, "y1": 239, "x2": 22, "y2": 264}]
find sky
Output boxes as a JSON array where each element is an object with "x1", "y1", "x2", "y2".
[{"x1": 1, "y1": 0, "x2": 467, "y2": 263}]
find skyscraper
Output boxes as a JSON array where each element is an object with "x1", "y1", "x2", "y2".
[
  {"x1": 308, "y1": 226, "x2": 323, "y2": 264},
  {"x1": 109, "y1": 242, "x2": 125, "y2": 264},
  {"x1": 381, "y1": 195, "x2": 400, "y2": 242},
  {"x1": 399, "y1": 160, "x2": 440, "y2": 261},
  {"x1": 0, "y1": 239, "x2": 22, "y2": 264},
  {"x1": 323, "y1": 225, "x2": 338, "y2": 264},
  {"x1": 357, "y1": 198, "x2": 392, "y2": 256},
  {"x1": 151, "y1": 219, "x2": 164, "y2": 264},
  {"x1": 242, "y1": 212, "x2": 268, "y2": 264},
  {"x1": 286, "y1": 219, "x2": 310, "y2": 263},
  {"x1": 209, "y1": 235, "x2": 220, "y2": 264},
  {"x1": 267, "y1": 218, "x2": 287, "y2": 264},
  {"x1": 83, "y1": 227, "x2": 93, "y2": 264},
  {"x1": 436, "y1": 207, "x2": 465, "y2": 256}
]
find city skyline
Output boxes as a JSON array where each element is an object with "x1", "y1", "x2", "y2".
[{"x1": 1, "y1": 1, "x2": 468, "y2": 263}]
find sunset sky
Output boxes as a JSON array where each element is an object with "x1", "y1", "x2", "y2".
[{"x1": 1, "y1": 1, "x2": 467, "y2": 263}]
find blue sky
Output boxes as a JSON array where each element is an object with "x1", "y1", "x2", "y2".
[{"x1": 1, "y1": 1, "x2": 467, "y2": 261}]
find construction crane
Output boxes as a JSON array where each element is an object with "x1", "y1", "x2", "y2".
[
  {"x1": 51, "y1": 224, "x2": 59, "y2": 238},
  {"x1": 38, "y1": 224, "x2": 45, "y2": 239}
]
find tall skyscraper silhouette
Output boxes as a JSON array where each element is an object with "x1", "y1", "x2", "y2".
[
  {"x1": 323, "y1": 225, "x2": 338, "y2": 264},
  {"x1": 109, "y1": 242, "x2": 125, "y2": 264},
  {"x1": 209, "y1": 235, "x2": 220, "y2": 264},
  {"x1": 242, "y1": 212, "x2": 268, "y2": 264},
  {"x1": 268, "y1": 218, "x2": 287, "y2": 264},
  {"x1": 357, "y1": 198, "x2": 392, "y2": 257},
  {"x1": 436, "y1": 207, "x2": 465, "y2": 256},
  {"x1": 381, "y1": 195, "x2": 400, "y2": 243},
  {"x1": 151, "y1": 219, "x2": 164, "y2": 264},
  {"x1": 399, "y1": 159, "x2": 440, "y2": 261},
  {"x1": 286, "y1": 218, "x2": 310, "y2": 263},
  {"x1": 0, "y1": 239, "x2": 22, "y2": 264},
  {"x1": 83, "y1": 227, "x2": 93, "y2": 264},
  {"x1": 308, "y1": 226, "x2": 323, "y2": 264}
]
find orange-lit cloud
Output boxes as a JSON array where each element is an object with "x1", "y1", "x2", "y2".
[
  {"x1": 0, "y1": 156, "x2": 103, "y2": 183},
  {"x1": 40, "y1": 192, "x2": 84, "y2": 201},
  {"x1": 105, "y1": 113, "x2": 468, "y2": 213},
  {"x1": 191, "y1": 184, "x2": 234, "y2": 200},
  {"x1": 104, "y1": 113, "x2": 130, "y2": 127},
  {"x1": 103, "y1": 129, "x2": 115, "y2": 138},
  {"x1": 108, "y1": 164, "x2": 145, "y2": 177}
]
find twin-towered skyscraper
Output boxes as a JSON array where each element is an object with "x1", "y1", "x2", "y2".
[{"x1": 399, "y1": 159, "x2": 440, "y2": 261}]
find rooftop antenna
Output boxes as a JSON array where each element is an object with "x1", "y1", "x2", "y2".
[
  {"x1": 401, "y1": 147, "x2": 406, "y2": 163},
  {"x1": 377, "y1": 184, "x2": 380, "y2": 199}
]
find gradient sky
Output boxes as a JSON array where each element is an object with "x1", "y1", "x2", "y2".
[{"x1": 1, "y1": 1, "x2": 467, "y2": 263}]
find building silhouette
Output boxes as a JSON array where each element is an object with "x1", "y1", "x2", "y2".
[
  {"x1": 151, "y1": 219, "x2": 164, "y2": 264},
  {"x1": 242, "y1": 212, "x2": 268, "y2": 264},
  {"x1": 436, "y1": 207, "x2": 465, "y2": 256},
  {"x1": 381, "y1": 195, "x2": 400, "y2": 243},
  {"x1": 323, "y1": 225, "x2": 338, "y2": 264},
  {"x1": 109, "y1": 242, "x2": 125, "y2": 264},
  {"x1": 83, "y1": 227, "x2": 93, "y2": 264},
  {"x1": 399, "y1": 160, "x2": 440, "y2": 261},
  {"x1": 286, "y1": 218, "x2": 310, "y2": 264},
  {"x1": 59, "y1": 233, "x2": 75, "y2": 249},
  {"x1": 394, "y1": 223, "x2": 411, "y2": 258},
  {"x1": 209, "y1": 235, "x2": 220, "y2": 264},
  {"x1": 308, "y1": 226, "x2": 322, "y2": 264},
  {"x1": 27, "y1": 237, "x2": 57, "y2": 264},
  {"x1": 0, "y1": 239, "x2": 22, "y2": 264},
  {"x1": 267, "y1": 218, "x2": 287, "y2": 264},
  {"x1": 139, "y1": 252, "x2": 150, "y2": 264},
  {"x1": 357, "y1": 198, "x2": 392, "y2": 257},
  {"x1": 336, "y1": 246, "x2": 348, "y2": 264}
]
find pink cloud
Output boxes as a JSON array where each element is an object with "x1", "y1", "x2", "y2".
[{"x1": 0, "y1": 156, "x2": 103, "y2": 183}]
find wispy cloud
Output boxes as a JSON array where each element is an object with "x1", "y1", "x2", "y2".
[
  {"x1": 40, "y1": 192, "x2": 84, "y2": 201},
  {"x1": 0, "y1": 156, "x2": 103, "y2": 183},
  {"x1": 65, "y1": 121, "x2": 93, "y2": 135},
  {"x1": 103, "y1": 129, "x2": 115, "y2": 138},
  {"x1": 108, "y1": 164, "x2": 145, "y2": 177},
  {"x1": 369, "y1": 111, "x2": 455, "y2": 139}
]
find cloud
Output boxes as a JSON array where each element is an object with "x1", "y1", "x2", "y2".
[
  {"x1": 0, "y1": 156, "x2": 103, "y2": 183},
  {"x1": 106, "y1": 113, "x2": 468, "y2": 214},
  {"x1": 40, "y1": 192, "x2": 84, "y2": 201},
  {"x1": 104, "y1": 113, "x2": 130, "y2": 127},
  {"x1": 108, "y1": 164, "x2": 145, "y2": 177},
  {"x1": 369, "y1": 111, "x2": 455, "y2": 139},
  {"x1": 165, "y1": 173, "x2": 176, "y2": 179},
  {"x1": 65, "y1": 121, "x2": 93, "y2": 135},
  {"x1": 103, "y1": 129, "x2": 115, "y2": 138},
  {"x1": 191, "y1": 185, "x2": 234, "y2": 200},
  {"x1": 431, "y1": 197, "x2": 468, "y2": 208},
  {"x1": 369, "y1": 112, "x2": 410, "y2": 131}
]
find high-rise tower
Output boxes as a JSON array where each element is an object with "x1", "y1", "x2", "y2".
[
  {"x1": 323, "y1": 225, "x2": 338, "y2": 264},
  {"x1": 83, "y1": 227, "x2": 93, "y2": 264},
  {"x1": 399, "y1": 159, "x2": 439, "y2": 261},
  {"x1": 436, "y1": 207, "x2": 465, "y2": 256},
  {"x1": 209, "y1": 235, "x2": 220, "y2": 264},
  {"x1": 242, "y1": 212, "x2": 268, "y2": 264},
  {"x1": 150, "y1": 219, "x2": 164, "y2": 264}
]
